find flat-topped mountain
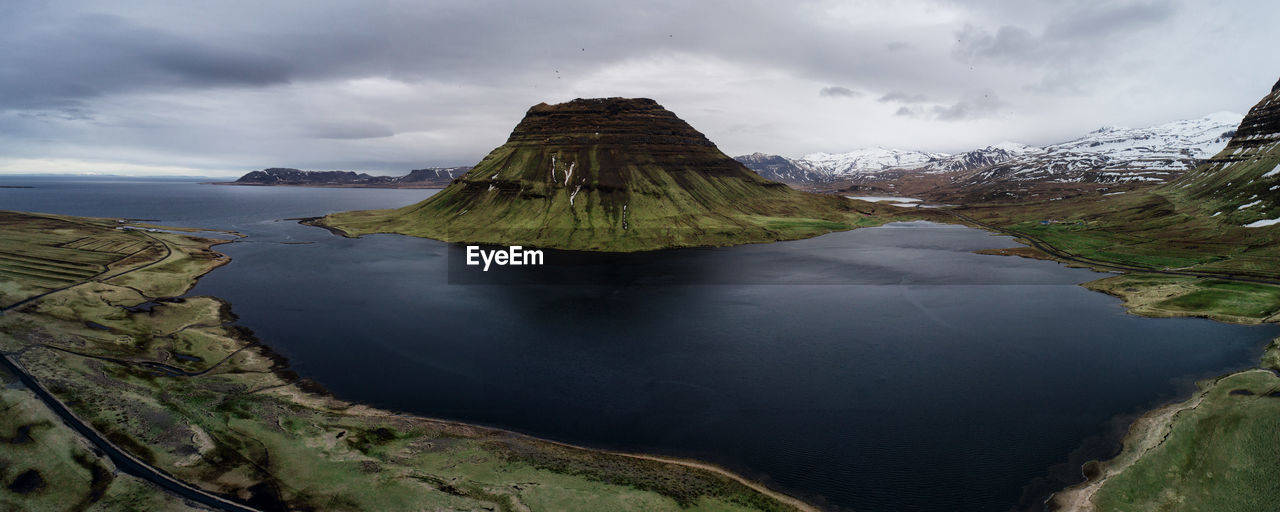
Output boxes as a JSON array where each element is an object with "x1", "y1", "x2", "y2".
[
  {"x1": 226, "y1": 166, "x2": 470, "y2": 188},
  {"x1": 314, "y1": 97, "x2": 885, "y2": 251}
]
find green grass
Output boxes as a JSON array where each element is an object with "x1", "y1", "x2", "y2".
[
  {"x1": 967, "y1": 188, "x2": 1280, "y2": 280},
  {"x1": 0, "y1": 367, "x2": 199, "y2": 512},
  {"x1": 1094, "y1": 369, "x2": 1280, "y2": 512},
  {"x1": 1155, "y1": 280, "x2": 1280, "y2": 318}
]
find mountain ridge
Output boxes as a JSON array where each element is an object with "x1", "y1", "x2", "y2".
[
  {"x1": 224, "y1": 166, "x2": 471, "y2": 188},
  {"x1": 735, "y1": 112, "x2": 1242, "y2": 192}
]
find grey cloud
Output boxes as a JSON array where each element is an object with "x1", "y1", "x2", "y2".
[
  {"x1": 954, "y1": 1, "x2": 1180, "y2": 65},
  {"x1": 892, "y1": 92, "x2": 1003, "y2": 121},
  {"x1": 894, "y1": 105, "x2": 923, "y2": 117},
  {"x1": 954, "y1": 24, "x2": 1039, "y2": 62},
  {"x1": 0, "y1": 11, "x2": 292, "y2": 113},
  {"x1": 1044, "y1": 1, "x2": 1177, "y2": 40},
  {"x1": 819, "y1": 86, "x2": 859, "y2": 98},
  {"x1": 879, "y1": 91, "x2": 929, "y2": 103},
  {"x1": 306, "y1": 121, "x2": 396, "y2": 140},
  {"x1": 0, "y1": 0, "x2": 1272, "y2": 174},
  {"x1": 147, "y1": 47, "x2": 291, "y2": 87},
  {"x1": 931, "y1": 92, "x2": 1003, "y2": 121}
]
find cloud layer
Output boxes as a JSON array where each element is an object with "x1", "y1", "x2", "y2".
[{"x1": 0, "y1": 1, "x2": 1274, "y2": 176}]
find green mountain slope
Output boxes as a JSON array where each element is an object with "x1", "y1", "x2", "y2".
[
  {"x1": 315, "y1": 98, "x2": 888, "y2": 251},
  {"x1": 1163, "y1": 77, "x2": 1280, "y2": 227},
  {"x1": 959, "y1": 77, "x2": 1280, "y2": 283}
]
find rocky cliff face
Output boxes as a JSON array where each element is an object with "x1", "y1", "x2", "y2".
[
  {"x1": 1164, "y1": 78, "x2": 1280, "y2": 227},
  {"x1": 317, "y1": 98, "x2": 873, "y2": 251}
]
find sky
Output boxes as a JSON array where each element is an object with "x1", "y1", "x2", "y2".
[{"x1": 0, "y1": 1, "x2": 1276, "y2": 177}]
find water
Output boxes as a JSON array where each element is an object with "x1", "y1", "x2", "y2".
[{"x1": 4, "y1": 177, "x2": 1277, "y2": 511}]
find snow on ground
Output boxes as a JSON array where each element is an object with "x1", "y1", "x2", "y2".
[
  {"x1": 1244, "y1": 218, "x2": 1280, "y2": 228},
  {"x1": 845, "y1": 196, "x2": 922, "y2": 203}
]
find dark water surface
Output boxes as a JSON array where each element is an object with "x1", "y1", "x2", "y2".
[{"x1": 4, "y1": 177, "x2": 1278, "y2": 511}]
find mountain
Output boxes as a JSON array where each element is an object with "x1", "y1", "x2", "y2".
[
  {"x1": 732, "y1": 152, "x2": 829, "y2": 184},
  {"x1": 917, "y1": 142, "x2": 1041, "y2": 173},
  {"x1": 800, "y1": 147, "x2": 948, "y2": 176},
  {"x1": 961, "y1": 112, "x2": 1241, "y2": 186},
  {"x1": 234, "y1": 168, "x2": 383, "y2": 185},
  {"x1": 228, "y1": 166, "x2": 470, "y2": 188},
  {"x1": 314, "y1": 98, "x2": 882, "y2": 251},
  {"x1": 1163, "y1": 80, "x2": 1280, "y2": 227},
  {"x1": 401, "y1": 167, "x2": 471, "y2": 185},
  {"x1": 735, "y1": 114, "x2": 1240, "y2": 197}
]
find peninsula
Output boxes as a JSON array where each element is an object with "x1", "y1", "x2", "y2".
[{"x1": 313, "y1": 98, "x2": 901, "y2": 251}]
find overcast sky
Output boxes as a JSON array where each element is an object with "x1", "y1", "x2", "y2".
[{"x1": 1, "y1": 1, "x2": 1275, "y2": 177}]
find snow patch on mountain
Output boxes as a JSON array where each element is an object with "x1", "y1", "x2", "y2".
[
  {"x1": 963, "y1": 112, "x2": 1242, "y2": 185},
  {"x1": 799, "y1": 147, "x2": 947, "y2": 176}
]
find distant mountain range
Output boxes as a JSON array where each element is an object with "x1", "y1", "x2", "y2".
[
  {"x1": 224, "y1": 166, "x2": 470, "y2": 188},
  {"x1": 735, "y1": 112, "x2": 1242, "y2": 192}
]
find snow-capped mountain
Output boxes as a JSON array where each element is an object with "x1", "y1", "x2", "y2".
[
  {"x1": 799, "y1": 148, "x2": 948, "y2": 176},
  {"x1": 916, "y1": 142, "x2": 1041, "y2": 174},
  {"x1": 739, "y1": 112, "x2": 1243, "y2": 193},
  {"x1": 739, "y1": 143, "x2": 1039, "y2": 182},
  {"x1": 732, "y1": 152, "x2": 827, "y2": 184},
  {"x1": 962, "y1": 112, "x2": 1241, "y2": 185}
]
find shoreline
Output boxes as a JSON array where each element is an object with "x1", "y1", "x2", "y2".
[
  {"x1": 1044, "y1": 365, "x2": 1280, "y2": 511},
  {"x1": 959, "y1": 215, "x2": 1280, "y2": 511},
  {"x1": 191, "y1": 233, "x2": 819, "y2": 510},
  {"x1": 155, "y1": 223, "x2": 821, "y2": 510}
]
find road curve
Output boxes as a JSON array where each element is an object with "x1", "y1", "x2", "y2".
[
  {"x1": 0, "y1": 226, "x2": 261, "y2": 512},
  {"x1": 0, "y1": 351, "x2": 261, "y2": 512}
]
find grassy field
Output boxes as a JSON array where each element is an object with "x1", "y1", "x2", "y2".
[
  {"x1": 0, "y1": 210, "x2": 811, "y2": 512},
  {"x1": 1084, "y1": 275, "x2": 1280, "y2": 324},
  {"x1": 0, "y1": 365, "x2": 200, "y2": 512},
  {"x1": 1091, "y1": 365, "x2": 1280, "y2": 512},
  {"x1": 957, "y1": 180, "x2": 1280, "y2": 326}
]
